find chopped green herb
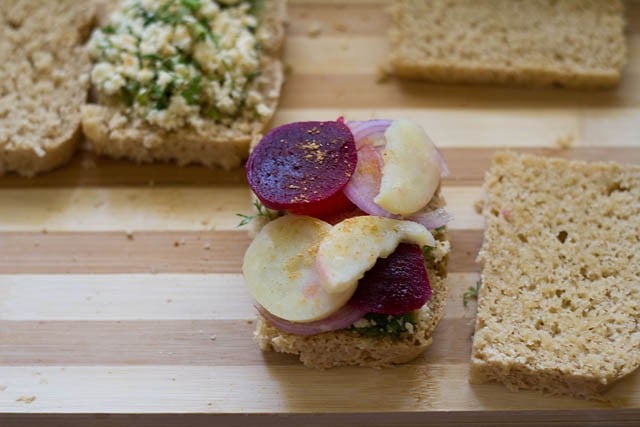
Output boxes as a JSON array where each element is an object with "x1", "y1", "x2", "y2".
[
  {"x1": 236, "y1": 200, "x2": 278, "y2": 227},
  {"x1": 120, "y1": 80, "x2": 141, "y2": 107},
  {"x1": 349, "y1": 312, "x2": 417, "y2": 340},
  {"x1": 102, "y1": 24, "x2": 117, "y2": 34},
  {"x1": 463, "y1": 280, "x2": 481, "y2": 307},
  {"x1": 181, "y1": 75, "x2": 201, "y2": 105},
  {"x1": 206, "y1": 107, "x2": 221, "y2": 121},
  {"x1": 180, "y1": 0, "x2": 201, "y2": 12}
]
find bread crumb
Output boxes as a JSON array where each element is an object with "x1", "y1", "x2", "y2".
[
  {"x1": 203, "y1": 242, "x2": 211, "y2": 250},
  {"x1": 307, "y1": 20, "x2": 322, "y2": 37},
  {"x1": 16, "y1": 396, "x2": 36, "y2": 404},
  {"x1": 210, "y1": 335, "x2": 217, "y2": 341},
  {"x1": 246, "y1": 320, "x2": 254, "y2": 325},
  {"x1": 474, "y1": 199, "x2": 484, "y2": 214},
  {"x1": 126, "y1": 230, "x2": 134, "y2": 240},
  {"x1": 555, "y1": 135, "x2": 574, "y2": 149},
  {"x1": 333, "y1": 22, "x2": 347, "y2": 32},
  {"x1": 173, "y1": 241, "x2": 180, "y2": 247}
]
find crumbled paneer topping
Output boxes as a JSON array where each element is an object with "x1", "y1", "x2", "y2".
[
  {"x1": 88, "y1": 0, "x2": 266, "y2": 130},
  {"x1": 431, "y1": 239, "x2": 450, "y2": 263}
]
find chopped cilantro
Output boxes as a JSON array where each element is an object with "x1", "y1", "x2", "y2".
[
  {"x1": 120, "y1": 80, "x2": 141, "y2": 107},
  {"x1": 180, "y1": 0, "x2": 201, "y2": 12},
  {"x1": 181, "y1": 75, "x2": 201, "y2": 105},
  {"x1": 236, "y1": 200, "x2": 278, "y2": 227},
  {"x1": 463, "y1": 280, "x2": 481, "y2": 307},
  {"x1": 101, "y1": 24, "x2": 117, "y2": 34},
  {"x1": 349, "y1": 312, "x2": 417, "y2": 340}
]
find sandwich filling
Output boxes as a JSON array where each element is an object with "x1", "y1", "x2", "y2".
[
  {"x1": 88, "y1": 0, "x2": 271, "y2": 131},
  {"x1": 243, "y1": 118, "x2": 451, "y2": 338}
]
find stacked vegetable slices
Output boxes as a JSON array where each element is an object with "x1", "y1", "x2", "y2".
[{"x1": 243, "y1": 118, "x2": 450, "y2": 337}]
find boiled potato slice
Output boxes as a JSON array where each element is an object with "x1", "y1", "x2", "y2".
[
  {"x1": 243, "y1": 215, "x2": 356, "y2": 322},
  {"x1": 316, "y1": 216, "x2": 435, "y2": 294},
  {"x1": 374, "y1": 119, "x2": 441, "y2": 215}
]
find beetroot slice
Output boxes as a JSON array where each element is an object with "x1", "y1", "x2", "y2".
[
  {"x1": 246, "y1": 120, "x2": 357, "y2": 217},
  {"x1": 348, "y1": 244, "x2": 431, "y2": 315}
]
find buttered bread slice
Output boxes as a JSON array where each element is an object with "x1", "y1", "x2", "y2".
[{"x1": 471, "y1": 151, "x2": 640, "y2": 398}]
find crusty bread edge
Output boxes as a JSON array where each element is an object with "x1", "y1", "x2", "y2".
[
  {"x1": 81, "y1": 0, "x2": 287, "y2": 170},
  {"x1": 390, "y1": 61, "x2": 622, "y2": 89}
]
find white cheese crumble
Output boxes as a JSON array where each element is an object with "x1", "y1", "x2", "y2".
[
  {"x1": 431, "y1": 239, "x2": 451, "y2": 263},
  {"x1": 88, "y1": 0, "x2": 265, "y2": 131}
]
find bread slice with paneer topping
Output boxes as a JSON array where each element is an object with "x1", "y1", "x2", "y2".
[{"x1": 82, "y1": 0, "x2": 286, "y2": 170}]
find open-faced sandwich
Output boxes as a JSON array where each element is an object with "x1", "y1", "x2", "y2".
[
  {"x1": 82, "y1": 0, "x2": 285, "y2": 170},
  {"x1": 242, "y1": 118, "x2": 452, "y2": 368}
]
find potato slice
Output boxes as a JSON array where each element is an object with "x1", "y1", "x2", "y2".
[
  {"x1": 316, "y1": 216, "x2": 435, "y2": 294},
  {"x1": 374, "y1": 119, "x2": 441, "y2": 215},
  {"x1": 243, "y1": 215, "x2": 356, "y2": 322}
]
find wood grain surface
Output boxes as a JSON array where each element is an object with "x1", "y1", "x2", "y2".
[{"x1": 1, "y1": 1, "x2": 639, "y2": 426}]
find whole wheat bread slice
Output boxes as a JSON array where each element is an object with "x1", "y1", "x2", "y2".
[
  {"x1": 0, "y1": 0, "x2": 96, "y2": 176},
  {"x1": 471, "y1": 151, "x2": 640, "y2": 398},
  {"x1": 388, "y1": 0, "x2": 627, "y2": 89},
  {"x1": 255, "y1": 191, "x2": 450, "y2": 368},
  {"x1": 82, "y1": 0, "x2": 286, "y2": 170}
]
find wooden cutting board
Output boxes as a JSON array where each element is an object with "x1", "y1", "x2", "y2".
[{"x1": 1, "y1": 1, "x2": 639, "y2": 425}]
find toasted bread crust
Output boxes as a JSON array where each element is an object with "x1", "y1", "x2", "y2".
[{"x1": 82, "y1": 0, "x2": 286, "y2": 170}]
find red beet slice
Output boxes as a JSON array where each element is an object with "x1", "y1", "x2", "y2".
[
  {"x1": 246, "y1": 120, "x2": 357, "y2": 217},
  {"x1": 348, "y1": 243, "x2": 431, "y2": 315}
]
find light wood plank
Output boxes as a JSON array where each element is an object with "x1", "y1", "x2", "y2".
[
  {"x1": 0, "y1": 186, "x2": 483, "y2": 231},
  {"x1": 285, "y1": 36, "x2": 387, "y2": 74},
  {"x1": 0, "y1": 273, "x2": 479, "y2": 320},
  {"x1": 0, "y1": 317, "x2": 473, "y2": 366},
  {"x1": 0, "y1": 187, "x2": 249, "y2": 232},
  {"x1": 2, "y1": 365, "x2": 634, "y2": 413},
  {"x1": 580, "y1": 108, "x2": 640, "y2": 146},
  {"x1": 0, "y1": 230, "x2": 482, "y2": 274}
]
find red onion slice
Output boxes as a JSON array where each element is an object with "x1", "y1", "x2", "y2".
[
  {"x1": 342, "y1": 143, "x2": 397, "y2": 218},
  {"x1": 346, "y1": 119, "x2": 392, "y2": 149},
  {"x1": 344, "y1": 118, "x2": 453, "y2": 228},
  {"x1": 408, "y1": 207, "x2": 453, "y2": 230},
  {"x1": 256, "y1": 304, "x2": 367, "y2": 336}
]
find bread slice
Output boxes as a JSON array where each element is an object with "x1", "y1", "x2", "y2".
[
  {"x1": 0, "y1": 0, "x2": 95, "y2": 176},
  {"x1": 388, "y1": 0, "x2": 627, "y2": 89},
  {"x1": 255, "y1": 191, "x2": 450, "y2": 368},
  {"x1": 471, "y1": 151, "x2": 640, "y2": 398},
  {"x1": 82, "y1": 0, "x2": 286, "y2": 170}
]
